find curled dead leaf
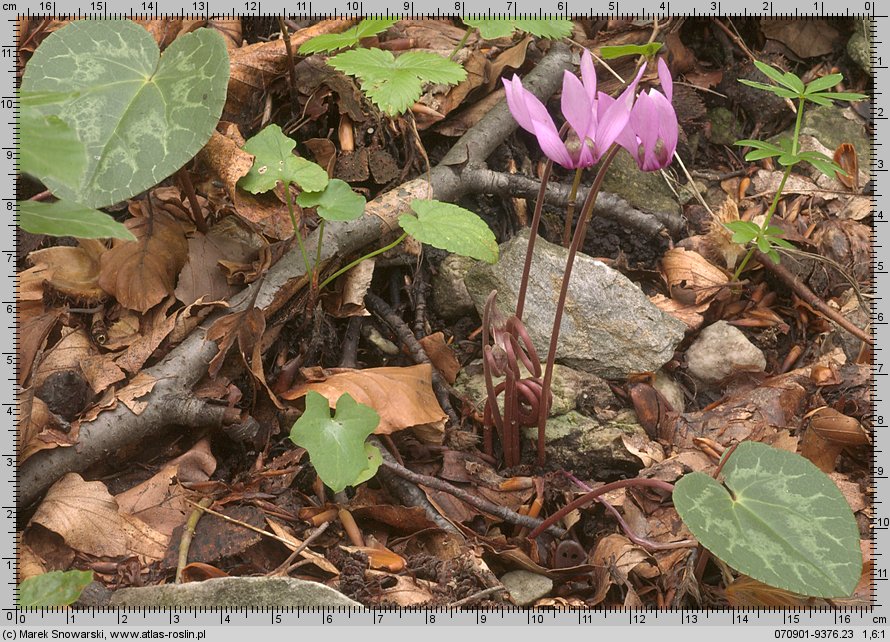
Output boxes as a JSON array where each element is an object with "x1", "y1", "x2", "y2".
[
  {"x1": 808, "y1": 407, "x2": 870, "y2": 446},
  {"x1": 661, "y1": 247, "x2": 729, "y2": 305},
  {"x1": 98, "y1": 210, "x2": 188, "y2": 313},
  {"x1": 29, "y1": 242, "x2": 106, "y2": 307},
  {"x1": 834, "y1": 143, "x2": 859, "y2": 191}
]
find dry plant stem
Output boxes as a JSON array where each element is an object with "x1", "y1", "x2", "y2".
[
  {"x1": 278, "y1": 17, "x2": 301, "y2": 116},
  {"x1": 364, "y1": 291, "x2": 459, "y2": 426},
  {"x1": 176, "y1": 167, "x2": 207, "y2": 234},
  {"x1": 175, "y1": 496, "x2": 213, "y2": 583},
  {"x1": 754, "y1": 249, "x2": 875, "y2": 346},
  {"x1": 378, "y1": 457, "x2": 566, "y2": 537},
  {"x1": 270, "y1": 521, "x2": 330, "y2": 576},
  {"x1": 17, "y1": 43, "x2": 573, "y2": 508},
  {"x1": 527, "y1": 477, "x2": 674, "y2": 540},
  {"x1": 536, "y1": 145, "x2": 620, "y2": 466},
  {"x1": 514, "y1": 161, "x2": 553, "y2": 320},
  {"x1": 447, "y1": 587, "x2": 506, "y2": 608}
]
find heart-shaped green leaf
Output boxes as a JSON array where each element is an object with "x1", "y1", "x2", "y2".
[
  {"x1": 673, "y1": 441, "x2": 862, "y2": 598},
  {"x1": 21, "y1": 19, "x2": 229, "y2": 208},
  {"x1": 400, "y1": 199, "x2": 497, "y2": 263},
  {"x1": 19, "y1": 570, "x2": 93, "y2": 607},
  {"x1": 20, "y1": 200, "x2": 136, "y2": 240},
  {"x1": 295, "y1": 179, "x2": 365, "y2": 221},
  {"x1": 289, "y1": 391, "x2": 380, "y2": 493},
  {"x1": 239, "y1": 124, "x2": 329, "y2": 194},
  {"x1": 20, "y1": 108, "x2": 86, "y2": 188}
]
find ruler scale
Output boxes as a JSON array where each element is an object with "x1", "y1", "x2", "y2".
[{"x1": 6, "y1": 1, "x2": 888, "y2": 637}]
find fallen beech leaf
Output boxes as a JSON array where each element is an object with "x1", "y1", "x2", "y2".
[
  {"x1": 28, "y1": 243, "x2": 106, "y2": 307},
  {"x1": 175, "y1": 232, "x2": 240, "y2": 306},
  {"x1": 115, "y1": 297, "x2": 178, "y2": 375},
  {"x1": 417, "y1": 332, "x2": 460, "y2": 384},
  {"x1": 18, "y1": 310, "x2": 60, "y2": 386},
  {"x1": 115, "y1": 373, "x2": 158, "y2": 416},
  {"x1": 31, "y1": 327, "x2": 95, "y2": 390},
  {"x1": 834, "y1": 143, "x2": 859, "y2": 191},
  {"x1": 661, "y1": 247, "x2": 729, "y2": 305},
  {"x1": 365, "y1": 569, "x2": 434, "y2": 606},
  {"x1": 760, "y1": 18, "x2": 841, "y2": 59},
  {"x1": 98, "y1": 211, "x2": 188, "y2": 313},
  {"x1": 649, "y1": 293, "x2": 707, "y2": 331},
  {"x1": 323, "y1": 258, "x2": 374, "y2": 318},
  {"x1": 31, "y1": 473, "x2": 128, "y2": 558},
  {"x1": 79, "y1": 355, "x2": 126, "y2": 395},
  {"x1": 282, "y1": 364, "x2": 446, "y2": 438}
]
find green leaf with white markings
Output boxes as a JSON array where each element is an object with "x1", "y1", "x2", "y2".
[
  {"x1": 673, "y1": 441, "x2": 862, "y2": 598},
  {"x1": 239, "y1": 124, "x2": 329, "y2": 194},
  {"x1": 19, "y1": 200, "x2": 136, "y2": 240},
  {"x1": 295, "y1": 179, "x2": 365, "y2": 221},
  {"x1": 19, "y1": 570, "x2": 93, "y2": 607},
  {"x1": 21, "y1": 19, "x2": 229, "y2": 208},
  {"x1": 328, "y1": 48, "x2": 466, "y2": 115},
  {"x1": 20, "y1": 108, "x2": 86, "y2": 188},
  {"x1": 298, "y1": 18, "x2": 397, "y2": 54},
  {"x1": 399, "y1": 199, "x2": 498, "y2": 263},
  {"x1": 289, "y1": 391, "x2": 381, "y2": 493}
]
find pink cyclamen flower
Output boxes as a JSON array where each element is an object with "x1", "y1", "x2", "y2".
[
  {"x1": 613, "y1": 58, "x2": 678, "y2": 171},
  {"x1": 503, "y1": 50, "x2": 645, "y2": 169}
]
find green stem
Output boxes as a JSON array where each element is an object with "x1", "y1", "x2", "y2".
[
  {"x1": 732, "y1": 162, "x2": 793, "y2": 281},
  {"x1": 449, "y1": 26, "x2": 472, "y2": 60},
  {"x1": 319, "y1": 231, "x2": 409, "y2": 290},
  {"x1": 315, "y1": 220, "x2": 326, "y2": 275},
  {"x1": 561, "y1": 167, "x2": 584, "y2": 248},
  {"x1": 790, "y1": 96, "x2": 806, "y2": 156},
  {"x1": 536, "y1": 145, "x2": 620, "y2": 467},
  {"x1": 285, "y1": 181, "x2": 313, "y2": 278}
]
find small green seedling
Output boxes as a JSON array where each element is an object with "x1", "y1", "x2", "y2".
[
  {"x1": 673, "y1": 441, "x2": 862, "y2": 598},
  {"x1": 19, "y1": 570, "x2": 93, "y2": 607},
  {"x1": 728, "y1": 61, "x2": 866, "y2": 278},
  {"x1": 289, "y1": 391, "x2": 382, "y2": 492},
  {"x1": 239, "y1": 124, "x2": 497, "y2": 294}
]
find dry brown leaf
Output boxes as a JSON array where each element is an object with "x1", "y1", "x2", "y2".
[
  {"x1": 28, "y1": 243, "x2": 106, "y2": 306},
  {"x1": 590, "y1": 533, "x2": 654, "y2": 584},
  {"x1": 18, "y1": 388, "x2": 73, "y2": 462},
  {"x1": 208, "y1": 17, "x2": 241, "y2": 49},
  {"x1": 834, "y1": 143, "x2": 859, "y2": 191},
  {"x1": 133, "y1": 18, "x2": 183, "y2": 48},
  {"x1": 704, "y1": 198, "x2": 747, "y2": 269},
  {"x1": 114, "y1": 297, "x2": 178, "y2": 375},
  {"x1": 31, "y1": 473, "x2": 128, "y2": 558},
  {"x1": 79, "y1": 355, "x2": 126, "y2": 395},
  {"x1": 417, "y1": 332, "x2": 460, "y2": 385},
  {"x1": 120, "y1": 513, "x2": 168, "y2": 562},
  {"x1": 175, "y1": 233, "x2": 241, "y2": 306},
  {"x1": 760, "y1": 18, "x2": 842, "y2": 58},
  {"x1": 17, "y1": 264, "x2": 48, "y2": 326},
  {"x1": 102, "y1": 311, "x2": 142, "y2": 351},
  {"x1": 341, "y1": 545, "x2": 406, "y2": 572},
  {"x1": 31, "y1": 327, "x2": 95, "y2": 390},
  {"x1": 98, "y1": 211, "x2": 188, "y2": 313},
  {"x1": 323, "y1": 258, "x2": 374, "y2": 318},
  {"x1": 661, "y1": 247, "x2": 729, "y2": 305},
  {"x1": 649, "y1": 293, "x2": 707, "y2": 331},
  {"x1": 726, "y1": 574, "x2": 816, "y2": 607},
  {"x1": 18, "y1": 534, "x2": 47, "y2": 583},
  {"x1": 116, "y1": 373, "x2": 158, "y2": 416},
  {"x1": 225, "y1": 19, "x2": 356, "y2": 127},
  {"x1": 365, "y1": 569, "x2": 434, "y2": 606},
  {"x1": 202, "y1": 126, "x2": 254, "y2": 196},
  {"x1": 18, "y1": 309, "x2": 60, "y2": 386},
  {"x1": 282, "y1": 364, "x2": 446, "y2": 438}
]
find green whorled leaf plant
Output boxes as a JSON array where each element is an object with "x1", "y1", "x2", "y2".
[{"x1": 728, "y1": 61, "x2": 866, "y2": 277}]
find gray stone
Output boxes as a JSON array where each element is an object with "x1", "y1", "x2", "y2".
[
  {"x1": 521, "y1": 410, "x2": 646, "y2": 480},
  {"x1": 109, "y1": 577, "x2": 362, "y2": 608},
  {"x1": 500, "y1": 570, "x2": 553, "y2": 607},
  {"x1": 652, "y1": 370, "x2": 685, "y2": 412},
  {"x1": 685, "y1": 321, "x2": 766, "y2": 384},
  {"x1": 454, "y1": 359, "x2": 615, "y2": 418},
  {"x1": 465, "y1": 231, "x2": 686, "y2": 378},
  {"x1": 432, "y1": 254, "x2": 477, "y2": 320},
  {"x1": 601, "y1": 148, "x2": 682, "y2": 218},
  {"x1": 801, "y1": 105, "x2": 871, "y2": 163},
  {"x1": 848, "y1": 20, "x2": 872, "y2": 76}
]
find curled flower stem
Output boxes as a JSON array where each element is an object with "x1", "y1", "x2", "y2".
[
  {"x1": 536, "y1": 144, "x2": 621, "y2": 466},
  {"x1": 527, "y1": 477, "x2": 675, "y2": 540}
]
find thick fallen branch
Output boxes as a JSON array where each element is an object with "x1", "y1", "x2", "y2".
[{"x1": 18, "y1": 43, "x2": 574, "y2": 508}]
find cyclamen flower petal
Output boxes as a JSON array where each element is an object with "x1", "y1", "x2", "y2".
[
  {"x1": 503, "y1": 74, "x2": 574, "y2": 168},
  {"x1": 615, "y1": 58, "x2": 678, "y2": 171}
]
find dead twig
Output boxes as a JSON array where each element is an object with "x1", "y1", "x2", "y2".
[{"x1": 175, "y1": 497, "x2": 213, "y2": 583}]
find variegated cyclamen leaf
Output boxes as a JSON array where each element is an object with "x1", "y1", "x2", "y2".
[
  {"x1": 21, "y1": 19, "x2": 229, "y2": 208},
  {"x1": 673, "y1": 441, "x2": 862, "y2": 598}
]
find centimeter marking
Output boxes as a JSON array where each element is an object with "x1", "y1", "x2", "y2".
[{"x1": 4, "y1": 0, "x2": 887, "y2": 625}]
